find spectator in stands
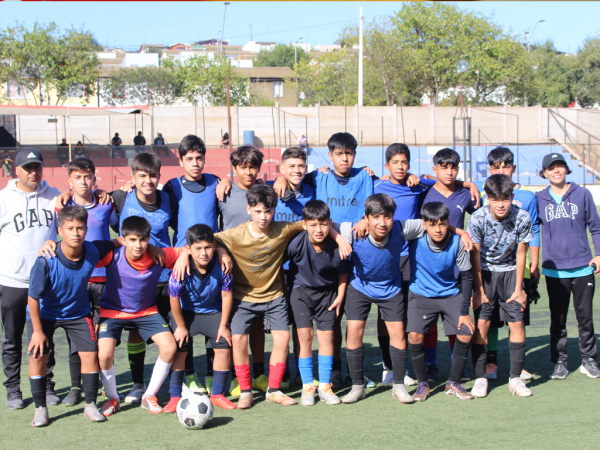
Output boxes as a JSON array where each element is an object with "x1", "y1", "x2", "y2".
[
  {"x1": 298, "y1": 134, "x2": 308, "y2": 149},
  {"x1": 73, "y1": 141, "x2": 86, "y2": 159},
  {"x1": 57, "y1": 138, "x2": 69, "y2": 167},
  {"x1": 1, "y1": 153, "x2": 13, "y2": 178},
  {"x1": 153, "y1": 132, "x2": 169, "y2": 157},
  {"x1": 111, "y1": 133, "x2": 124, "y2": 158},
  {"x1": 221, "y1": 132, "x2": 230, "y2": 149},
  {"x1": 134, "y1": 131, "x2": 146, "y2": 153}
]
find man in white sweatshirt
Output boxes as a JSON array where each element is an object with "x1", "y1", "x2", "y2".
[{"x1": 0, "y1": 148, "x2": 61, "y2": 410}]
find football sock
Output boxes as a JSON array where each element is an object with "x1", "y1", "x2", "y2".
[
  {"x1": 267, "y1": 362, "x2": 286, "y2": 391},
  {"x1": 252, "y1": 362, "x2": 265, "y2": 379},
  {"x1": 346, "y1": 346, "x2": 365, "y2": 386},
  {"x1": 69, "y1": 350, "x2": 82, "y2": 389},
  {"x1": 488, "y1": 327, "x2": 499, "y2": 352},
  {"x1": 332, "y1": 358, "x2": 342, "y2": 372},
  {"x1": 409, "y1": 342, "x2": 427, "y2": 383},
  {"x1": 205, "y1": 339, "x2": 214, "y2": 377},
  {"x1": 234, "y1": 365, "x2": 252, "y2": 393},
  {"x1": 293, "y1": 344, "x2": 300, "y2": 377},
  {"x1": 509, "y1": 341, "x2": 526, "y2": 378},
  {"x1": 424, "y1": 326, "x2": 438, "y2": 366},
  {"x1": 81, "y1": 372, "x2": 99, "y2": 404},
  {"x1": 449, "y1": 335, "x2": 456, "y2": 362},
  {"x1": 30, "y1": 376, "x2": 47, "y2": 408},
  {"x1": 377, "y1": 335, "x2": 392, "y2": 371},
  {"x1": 284, "y1": 353, "x2": 291, "y2": 376},
  {"x1": 185, "y1": 347, "x2": 196, "y2": 378},
  {"x1": 144, "y1": 357, "x2": 172, "y2": 397},
  {"x1": 298, "y1": 357, "x2": 313, "y2": 386},
  {"x1": 127, "y1": 342, "x2": 146, "y2": 385},
  {"x1": 212, "y1": 370, "x2": 228, "y2": 396},
  {"x1": 471, "y1": 344, "x2": 488, "y2": 379},
  {"x1": 389, "y1": 345, "x2": 407, "y2": 385},
  {"x1": 100, "y1": 366, "x2": 119, "y2": 401},
  {"x1": 448, "y1": 340, "x2": 470, "y2": 383},
  {"x1": 169, "y1": 370, "x2": 184, "y2": 398},
  {"x1": 318, "y1": 354, "x2": 334, "y2": 385}
]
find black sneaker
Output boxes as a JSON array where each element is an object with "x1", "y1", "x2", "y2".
[
  {"x1": 550, "y1": 361, "x2": 569, "y2": 380},
  {"x1": 580, "y1": 358, "x2": 600, "y2": 378},
  {"x1": 426, "y1": 364, "x2": 438, "y2": 383},
  {"x1": 6, "y1": 391, "x2": 25, "y2": 410},
  {"x1": 62, "y1": 388, "x2": 82, "y2": 407},
  {"x1": 46, "y1": 389, "x2": 60, "y2": 406}
]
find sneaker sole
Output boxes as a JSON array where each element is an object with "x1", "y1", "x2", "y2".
[
  {"x1": 550, "y1": 373, "x2": 568, "y2": 380},
  {"x1": 580, "y1": 365, "x2": 600, "y2": 378},
  {"x1": 124, "y1": 396, "x2": 141, "y2": 404},
  {"x1": 84, "y1": 412, "x2": 107, "y2": 422},
  {"x1": 319, "y1": 398, "x2": 341, "y2": 405},
  {"x1": 445, "y1": 390, "x2": 474, "y2": 401},
  {"x1": 391, "y1": 391, "x2": 414, "y2": 404},
  {"x1": 471, "y1": 390, "x2": 487, "y2": 398}
]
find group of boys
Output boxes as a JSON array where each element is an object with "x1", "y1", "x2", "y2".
[{"x1": 3, "y1": 131, "x2": 599, "y2": 428}]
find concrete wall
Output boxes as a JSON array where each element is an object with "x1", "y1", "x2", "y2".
[{"x1": 8, "y1": 106, "x2": 600, "y2": 149}]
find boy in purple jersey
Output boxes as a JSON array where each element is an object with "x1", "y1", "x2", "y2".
[{"x1": 55, "y1": 158, "x2": 118, "y2": 407}]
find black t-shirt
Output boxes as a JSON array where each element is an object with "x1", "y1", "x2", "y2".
[
  {"x1": 134, "y1": 136, "x2": 146, "y2": 145},
  {"x1": 109, "y1": 189, "x2": 163, "y2": 233},
  {"x1": 284, "y1": 231, "x2": 349, "y2": 290}
]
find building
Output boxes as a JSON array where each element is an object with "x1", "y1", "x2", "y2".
[
  {"x1": 242, "y1": 41, "x2": 277, "y2": 53},
  {"x1": 235, "y1": 67, "x2": 296, "y2": 106},
  {"x1": 170, "y1": 43, "x2": 191, "y2": 51},
  {"x1": 121, "y1": 53, "x2": 159, "y2": 68}
]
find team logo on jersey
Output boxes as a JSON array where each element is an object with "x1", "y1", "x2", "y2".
[
  {"x1": 249, "y1": 246, "x2": 275, "y2": 271},
  {"x1": 96, "y1": 211, "x2": 106, "y2": 220},
  {"x1": 99, "y1": 324, "x2": 107, "y2": 333},
  {"x1": 456, "y1": 205, "x2": 464, "y2": 213}
]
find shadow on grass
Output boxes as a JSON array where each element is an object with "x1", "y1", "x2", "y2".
[{"x1": 205, "y1": 416, "x2": 234, "y2": 429}]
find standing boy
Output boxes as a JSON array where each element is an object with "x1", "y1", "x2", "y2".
[
  {"x1": 285, "y1": 200, "x2": 348, "y2": 406},
  {"x1": 468, "y1": 174, "x2": 533, "y2": 398}
]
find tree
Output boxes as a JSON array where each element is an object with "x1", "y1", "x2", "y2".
[
  {"x1": 529, "y1": 41, "x2": 575, "y2": 107},
  {"x1": 255, "y1": 44, "x2": 308, "y2": 69},
  {"x1": 573, "y1": 36, "x2": 600, "y2": 108},
  {"x1": 99, "y1": 67, "x2": 182, "y2": 106},
  {"x1": 0, "y1": 22, "x2": 100, "y2": 105}
]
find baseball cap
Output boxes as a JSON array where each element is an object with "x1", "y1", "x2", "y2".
[
  {"x1": 542, "y1": 153, "x2": 569, "y2": 170},
  {"x1": 15, "y1": 148, "x2": 45, "y2": 167}
]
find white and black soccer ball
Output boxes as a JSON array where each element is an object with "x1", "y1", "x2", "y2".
[{"x1": 176, "y1": 392, "x2": 214, "y2": 430}]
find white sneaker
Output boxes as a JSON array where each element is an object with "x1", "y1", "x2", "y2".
[
  {"x1": 382, "y1": 370, "x2": 394, "y2": 387},
  {"x1": 508, "y1": 377, "x2": 532, "y2": 397},
  {"x1": 124, "y1": 383, "x2": 146, "y2": 404},
  {"x1": 404, "y1": 370, "x2": 417, "y2": 386},
  {"x1": 471, "y1": 378, "x2": 488, "y2": 398},
  {"x1": 520, "y1": 369, "x2": 533, "y2": 380}
]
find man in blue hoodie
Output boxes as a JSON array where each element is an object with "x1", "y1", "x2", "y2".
[
  {"x1": 536, "y1": 153, "x2": 600, "y2": 380},
  {"x1": 0, "y1": 148, "x2": 61, "y2": 410}
]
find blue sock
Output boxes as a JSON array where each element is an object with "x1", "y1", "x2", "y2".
[
  {"x1": 285, "y1": 353, "x2": 291, "y2": 375},
  {"x1": 318, "y1": 354, "x2": 334, "y2": 385},
  {"x1": 450, "y1": 345, "x2": 454, "y2": 362},
  {"x1": 298, "y1": 357, "x2": 313, "y2": 386},
  {"x1": 212, "y1": 370, "x2": 228, "y2": 396},
  {"x1": 425, "y1": 347, "x2": 437, "y2": 367},
  {"x1": 293, "y1": 344, "x2": 300, "y2": 377},
  {"x1": 170, "y1": 370, "x2": 184, "y2": 398}
]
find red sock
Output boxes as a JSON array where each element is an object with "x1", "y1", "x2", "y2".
[
  {"x1": 424, "y1": 326, "x2": 438, "y2": 348},
  {"x1": 268, "y1": 363, "x2": 286, "y2": 390},
  {"x1": 234, "y1": 365, "x2": 251, "y2": 391},
  {"x1": 448, "y1": 335, "x2": 456, "y2": 347}
]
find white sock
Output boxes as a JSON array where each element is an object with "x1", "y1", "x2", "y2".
[
  {"x1": 144, "y1": 357, "x2": 172, "y2": 397},
  {"x1": 100, "y1": 366, "x2": 119, "y2": 401}
]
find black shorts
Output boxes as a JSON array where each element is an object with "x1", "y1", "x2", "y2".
[
  {"x1": 283, "y1": 270, "x2": 295, "y2": 325},
  {"x1": 407, "y1": 291, "x2": 472, "y2": 337},
  {"x1": 27, "y1": 315, "x2": 97, "y2": 356},
  {"x1": 87, "y1": 282, "x2": 105, "y2": 324},
  {"x1": 98, "y1": 313, "x2": 171, "y2": 342},
  {"x1": 169, "y1": 309, "x2": 230, "y2": 352},
  {"x1": 475, "y1": 270, "x2": 524, "y2": 323},
  {"x1": 290, "y1": 286, "x2": 337, "y2": 331},
  {"x1": 345, "y1": 283, "x2": 405, "y2": 322},
  {"x1": 230, "y1": 296, "x2": 289, "y2": 335}
]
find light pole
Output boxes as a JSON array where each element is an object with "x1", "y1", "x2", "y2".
[
  {"x1": 295, "y1": 37, "x2": 303, "y2": 65},
  {"x1": 220, "y1": 2, "x2": 230, "y2": 54},
  {"x1": 524, "y1": 19, "x2": 545, "y2": 106}
]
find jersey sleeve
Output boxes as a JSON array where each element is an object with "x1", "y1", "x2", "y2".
[
  {"x1": 467, "y1": 213, "x2": 483, "y2": 244},
  {"x1": 285, "y1": 221, "x2": 305, "y2": 237},
  {"x1": 466, "y1": 196, "x2": 478, "y2": 215},
  {"x1": 302, "y1": 170, "x2": 316, "y2": 188},
  {"x1": 337, "y1": 257, "x2": 349, "y2": 274},
  {"x1": 338, "y1": 222, "x2": 354, "y2": 244},
  {"x1": 400, "y1": 219, "x2": 425, "y2": 241},
  {"x1": 168, "y1": 273, "x2": 184, "y2": 298},
  {"x1": 28, "y1": 257, "x2": 50, "y2": 300},
  {"x1": 525, "y1": 195, "x2": 540, "y2": 247},
  {"x1": 419, "y1": 177, "x2": 436, "y2": 187},
  {"x1": 92, "y1": 240, "x2": 116, "y2": 261},
  {"x1": 456, "y1": 239, "x2": 472, "y2": 272},
  {"x1": 109, "y1": 190, "x2": 127, "y2": 217},
  {"x1": 222, "y1": 272, "x2": 233, "y2": 292},
  {"x1": 517, "y1": 211, "x2": 534, "y2": 244},
  {"x1": 215, "y1": 230, "x2": 232, "y2": 251},
  {"x1": 164, "y1": 247, "x2": 185, "y2": 269},
  {"x1": 108, "y1": 202, "x2": 119, "y2": 227}
]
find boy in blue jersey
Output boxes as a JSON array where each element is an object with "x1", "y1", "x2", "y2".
[
  {"x1": 404, "y1": 202, "x2": 475, "y2": 402},
  {"x1": 284, "y1": 200, "x2": 348, "y2": 406},
  {"x1": 27, "y1": 206, "x2": 118, "y2": 426},
  {"x1": 165, "y1": 224, "x2": 236, "y2": 412},
  {"x1": 419, "y1": 148, "x2": 477, "y2": 383},
  {"x1": 56, "y1": 158, "x2": 118, "y2": 407},
  {"x1": 474, "y1": 147, "x2": 540, "y2": 381},
  {"x1": 110, "y1": 152, "x2": 173, "y2": 405}
]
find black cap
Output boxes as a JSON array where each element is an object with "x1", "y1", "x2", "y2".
[
  {"x1": 542, "y1": 153, "x2": 569, "y2": 170},
  {"x1": 15, "y1": 148, "x2": 45, "y2": 167}
]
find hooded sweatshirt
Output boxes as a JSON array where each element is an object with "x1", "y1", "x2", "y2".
[
  {"x1": 536, "y1": 183, "x2": 600, "y2": 271},
  {"x1": 0, "y1": 179, "x2": 60, "y2": 288}
]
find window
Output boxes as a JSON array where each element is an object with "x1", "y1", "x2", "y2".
[
  {"x1": 6, "y1": 82, "x2": 28, "y2": 99},
  {"x1": 273, "y1": 81, "x2": 283, "y2": 98},
  {"x1": 68, "y1": 84, "x2": 86, "y2": 98}
]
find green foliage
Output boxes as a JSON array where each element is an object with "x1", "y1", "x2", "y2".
[
  {"x1": 99, "y1": 67, "x2": 182, "y2": 106},
  {"x1": 529, "y1": 41, "x2": 575, "y2": 107},
  {"x1": 573, "y1": 36, "x2": 600, "y2": 108},
  {"x1": 0, "y1": 22, "x2": 100, "y2": 105},
  {"x1": 255, "y1": 44, "x2": 308, "y2": 69}
]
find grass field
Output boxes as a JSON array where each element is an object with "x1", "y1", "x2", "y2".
[{"x1": 1, "y1": 283, "x2": 599, "y2": 450}]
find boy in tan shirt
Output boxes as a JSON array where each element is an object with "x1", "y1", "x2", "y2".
[{"x1": 215, "y1": 184, "x2": 350, "y2": 409}]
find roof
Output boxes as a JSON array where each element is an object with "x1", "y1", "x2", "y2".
[
  {"x1": 0, "y1": 105, "x2": 150, "y2": 116},
  {"x1": 234, "y1": 67, "x2": 295, "y2": 79}
]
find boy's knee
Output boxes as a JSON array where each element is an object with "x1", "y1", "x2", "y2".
[{"x1": 409, "y1": 332, "x2": 423, "y2": 344}]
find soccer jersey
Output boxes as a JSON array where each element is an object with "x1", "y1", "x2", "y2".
[
  {"x1": 215, "y1": 221, "x2": 304, "y2": 303},
  {"x1": 467, "y1": 204, "x2": 533, "y2": 272},
  {"x1": 218, "y1": 183, "x2": 251, "y2": 231},
  {"x1": 28, "y1": 240, "x2": 115, "y2": 321},
  {"x1": 168, "y1": 256, "x2": 232, "y2": 314},
  {"x1": 420, "y1": 185, "x2": 476, "y2": 229},
  {"x1": 65, "y1": 196, "x2": 118, "y2": 281},
  {"x1": 284, "y1": 231, "x2": 349, "y2": 290},
  {"x1": 99, "y1": 246, "x2": 183, "y2": 318},
  {"x1": 266, "y1": 181, "x2": 315, "y2": 223}
]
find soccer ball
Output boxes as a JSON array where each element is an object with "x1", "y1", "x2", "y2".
[{"x1": 176, "y1": 392, "x2": 214, "y2": 430}]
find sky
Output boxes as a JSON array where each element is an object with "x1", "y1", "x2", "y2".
[{"x1": 0, "y1": 1, "x2": 596, "y2": 54}]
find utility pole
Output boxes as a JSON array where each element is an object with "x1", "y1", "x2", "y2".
[
  {"x1": 358, "y1": 5, "x2": 364, "y2": 107},
  {"x1": 221, "y1": 2, "x2": 230, "y2": 54}
]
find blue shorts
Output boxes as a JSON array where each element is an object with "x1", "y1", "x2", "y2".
[{"x1": 98, "y1": 313, "x2": 171, "y2": 342}]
